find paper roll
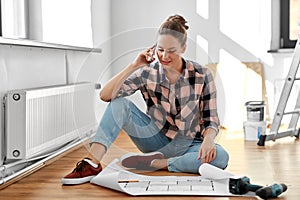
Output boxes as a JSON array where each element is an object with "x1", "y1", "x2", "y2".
[{"x1": 199, "y1": 163, "x2": 235, "y2": 180}]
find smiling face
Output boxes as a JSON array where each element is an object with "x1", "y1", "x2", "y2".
[{"x1": 156, "y1": 34, "x2": 186, "y2": 72}]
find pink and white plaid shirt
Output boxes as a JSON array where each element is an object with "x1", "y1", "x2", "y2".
[{"x1": 115, "y1": 59, "x2": 219, "y2": 139}]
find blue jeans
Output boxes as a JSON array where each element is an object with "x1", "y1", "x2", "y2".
[{"x1": 91, "y1": 97, "x2": 229, "y2": 174}]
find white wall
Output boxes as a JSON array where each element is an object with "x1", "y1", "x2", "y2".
[
  {"x1": 110, "y1": 0, "x2": 197, "y2": 73},
  {"x1": 110, "y1": 0, "x2": 295, "y2": 130},
  {"x1": 0, "y1": 0, "x2": 112, "y2": 165}
]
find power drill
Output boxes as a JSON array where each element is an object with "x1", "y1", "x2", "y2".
[
  {"x1": 229, "y1": 176, "x2": 262, "y2": 194},
  {"x1": 255, "y1": 183, "x2": 287, "y2": 199},
  {"x1": 229, "y1": 176, "x2": 287, "y2": 199}
]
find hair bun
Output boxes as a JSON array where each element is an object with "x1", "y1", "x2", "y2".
[{"x1": 167, "y1": 14, "x2": 189, "y2": 30}]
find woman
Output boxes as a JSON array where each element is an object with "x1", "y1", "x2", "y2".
[{"x1": 61, "y1": 14, "x2": 229, "y2": 185}]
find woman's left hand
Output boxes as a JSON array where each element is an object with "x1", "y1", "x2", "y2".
[{"x1": 197, "y1": 129, "x2": 217, "y2": 163}]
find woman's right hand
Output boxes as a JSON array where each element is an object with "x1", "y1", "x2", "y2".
[
  {"x1": 132, "y1": 45, "x2": 156, "y2": 68},
  {"x1": 100, "y1": 45, "x2": 156, "y2": 102}
]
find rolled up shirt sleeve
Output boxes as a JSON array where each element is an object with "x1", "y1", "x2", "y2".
[{"x1": 115, "y1": 69, "x2": 143, "y2": 99}]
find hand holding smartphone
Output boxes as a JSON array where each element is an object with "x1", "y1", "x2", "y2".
[{"x1": 146, "y1": 44, "x2": 156, "y2": 63}]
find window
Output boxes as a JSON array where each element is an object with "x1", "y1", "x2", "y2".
[
  {"x1": 280, "y1": 0, "x2": 300, "y2": 48},
  {"x1": 40, "y1": 0, "x2": 93, "y2": 48},
  {"x1": 1, "y1": 0, "x2": 28, "y2": 39},
  {"x1": 0, "y1": 0, "x2": 93, "y2": 48}
]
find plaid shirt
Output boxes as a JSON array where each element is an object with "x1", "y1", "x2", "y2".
[{"x1": 115, "y1": 59, "x2": 219, "y2": 139}]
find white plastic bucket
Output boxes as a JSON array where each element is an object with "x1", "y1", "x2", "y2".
[{"x1": 243, "y1": 121, "x2": 266, "y2": 141}]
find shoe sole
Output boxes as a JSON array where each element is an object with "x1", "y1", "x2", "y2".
[
  {"x1": 120, "y1": 152, "x2": 164, "y2": 168},
  {"x1": 61, "y1": 175, "x2": 95, "y2": 185}
]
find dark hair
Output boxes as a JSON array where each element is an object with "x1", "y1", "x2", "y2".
[{"x1": 158, "y1": 14, "x2": 189, "y2": 47}]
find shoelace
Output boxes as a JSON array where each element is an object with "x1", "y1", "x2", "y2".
[{"x1": 74, "y1": 158, "x2": 89, "y2": 172}]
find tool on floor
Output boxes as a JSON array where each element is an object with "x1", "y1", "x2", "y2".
[
  {"x1": 229, "y1": 176, "x2": 262, "y2": 194},
  {"x1": 255, "y1": 183, "x2": 288, "y2": 199},
  {"x1": 257, "y1": 36, "x2": 300, "y2": 146},
  {"x1": 229, "y1": 176, "x2": 287, "y2": 199}
]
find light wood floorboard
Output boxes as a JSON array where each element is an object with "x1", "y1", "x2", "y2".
[{"x1": 0, "y1": 129, "x2": 299, "y2": 200}]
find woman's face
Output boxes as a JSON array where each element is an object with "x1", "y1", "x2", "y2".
[{"x1": 155, "y1": 34, "x2": 186, "y2": 68}]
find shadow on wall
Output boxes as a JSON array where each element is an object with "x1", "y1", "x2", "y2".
[{"x1": 192, "y1": 0, "x2": 273, "y2": 130}]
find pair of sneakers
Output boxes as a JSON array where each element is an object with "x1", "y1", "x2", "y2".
[{"x1": 61, "y1": 152, "x2": 164, "y2": 185}]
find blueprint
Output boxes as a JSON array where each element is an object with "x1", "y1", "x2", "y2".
[{"x1": 90, "y1": 159, "x2": 255, "y2": 197}]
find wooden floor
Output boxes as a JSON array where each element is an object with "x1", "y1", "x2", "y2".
[{"x1": 0, "y1": 129, "x2": 299, "y2": 200}]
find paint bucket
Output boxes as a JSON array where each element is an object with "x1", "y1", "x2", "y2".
[
  {"x1": 245, "y1": 101, "x2": 265, "y2": 121},
  {"x1": 243, "y1": 121, "x2": 266, "y2": 141}
]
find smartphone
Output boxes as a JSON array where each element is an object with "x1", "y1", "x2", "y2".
[{"x1": 146, "y1": 44, "x2": 156, "y2": 62}]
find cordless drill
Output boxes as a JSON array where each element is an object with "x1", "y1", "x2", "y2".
[
  {"x1": 255, "y1": 183, "x2": 287, "y2": 199},
  {"x1": 229, "y1": 176, "x2": 287, "y2": 199},
  {"x1": 229, "y1": 176, "x2": 262, "y2": 194}
]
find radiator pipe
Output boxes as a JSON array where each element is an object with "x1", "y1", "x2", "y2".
[{"x1": 0, "y1": 134, "x2": 92, "y2": 187}]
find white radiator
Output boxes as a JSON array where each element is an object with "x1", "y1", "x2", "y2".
[{"x1": 4, "y1": 82, "x2": 97, "y2": 160}]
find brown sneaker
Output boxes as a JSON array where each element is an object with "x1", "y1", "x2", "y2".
[
  {"x1": 120, "y1": 152, "x2": 164, "y2": 170},
  {"x1": 61, "y1": 158, "x2": 102, "y2": 185}
]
